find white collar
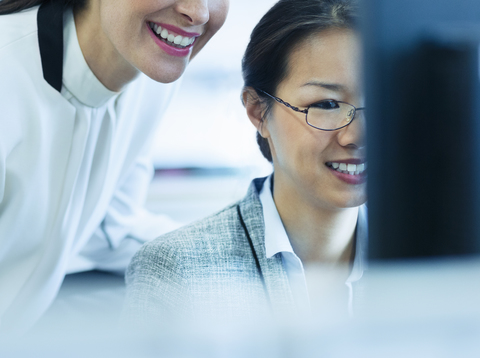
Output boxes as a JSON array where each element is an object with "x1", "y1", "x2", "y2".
[
  {"x1": 259, "y1": 174, "x2": 367, "y2": 284},
  {"x1": 260, "y1": 175, "x2": 295, "y2": 259},
  {"x1": 347, "y1": 204, "x2": 367, "y2": 283},
  {"x1": 62, "y1": 9, "x2": 119, "y2": 108}
]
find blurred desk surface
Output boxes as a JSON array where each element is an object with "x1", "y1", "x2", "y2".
[
  {"x1": 4, "y1": 258, "x2": 478, "y2": 358},
  {"x1": 3, "y1": 171, "x2": 479, "y2": 357}
]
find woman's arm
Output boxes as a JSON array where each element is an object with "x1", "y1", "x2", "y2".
[
  {"x1": 69, "y1": 149, "x2": 181, "y2": 274},
  {"x1": 67, "y1": 76, "x2": 182, "y2": 274}
]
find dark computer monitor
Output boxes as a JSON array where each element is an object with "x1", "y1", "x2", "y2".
[{"x1": 363, "y1": 0, "x2": 480, "y2": 259}]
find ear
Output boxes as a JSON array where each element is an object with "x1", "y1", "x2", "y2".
[{"x1": 242, "y1": 87, "x2": 270, "y2": 139}]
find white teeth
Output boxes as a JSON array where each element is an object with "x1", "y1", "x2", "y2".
[
  {"x1": 149, "y1": 22, "x2": 195, "y2": 48},
  {"x1": 328, "y1": 162, "x2": 367, "y2": 175},
  {"x1": 173, "y1": 35, "x2": 182, "y2": 44}
]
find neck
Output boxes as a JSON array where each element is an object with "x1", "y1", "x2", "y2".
[
  {"x1": 73, "y1": 3, "x2": 139, "y2": 92},
  {"x1": 272, "y1": 176, "x2": 359, "y2": 266}
]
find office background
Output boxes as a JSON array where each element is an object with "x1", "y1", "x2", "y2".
[{"x1": 2, "y1": 0, "x2": 480, "y2": 356}]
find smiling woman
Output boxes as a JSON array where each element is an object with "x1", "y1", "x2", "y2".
[
  {"x1": 0, "y1": 0, "x2": 229, "y2": 334},
  {"x1": 68, "y1": 0, "x2": 229, "y2": 89},
  {"x1": 251, "y1": 28, "x2": 367, "y2": 210},
  {"x1": 124, "y1": 0, "x2": 367, "y2": 327}
]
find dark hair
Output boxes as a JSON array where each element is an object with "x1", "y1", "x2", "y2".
[
  {"x1": 241, "y1": 0, "x2": 358, "y2": 162},
  {"x1": 0, "y1": 0, "x2": 86, "y2": 15}
]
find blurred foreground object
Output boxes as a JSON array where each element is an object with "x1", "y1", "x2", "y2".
[
  {"x1": 364, "y1": 0, "x2": 480, "y2": 259},
  {"x1": 1, "y1": 260, "x2": 479, "y2": 357}
]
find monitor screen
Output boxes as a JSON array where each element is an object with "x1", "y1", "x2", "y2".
[{"x1": 363, "y1": 0, "x2": 480, "y2": 259}]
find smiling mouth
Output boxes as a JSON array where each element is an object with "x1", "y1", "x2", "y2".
[
  {"x1": 326, "y1": 162, "x2": 367, "y2": 175},
  {"x1": 148, "y1": 22, "x2": 196, "y2": 49}
]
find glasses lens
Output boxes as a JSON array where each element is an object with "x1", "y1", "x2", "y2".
[{"x1": 307, "y1": 101, "x2": 355, "y2": 130}]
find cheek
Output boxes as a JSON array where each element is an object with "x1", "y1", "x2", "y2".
[
  {"x1": 272, "y1": 128, "x2": 335, "y2": 175},
  {"x1": 201, "y1": 0, "x2": 229, "y2": 39},
  {"x1": 266, "y1": 107, "x2": 335, "y2": 171},
  {"x1": 268, "y1": 123, "x2": 306, "y2": 165},
  {"x1": 100, "y1": 4, "x2": 132, "y2": 44},
  {"x1": 101, "y1": 0, "x2": 148, "y2": 36},
  {"x1": 210, "y1": 0, "x2": 230, "y2": 29}
]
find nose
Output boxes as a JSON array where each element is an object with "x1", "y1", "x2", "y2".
[
  {"x1": 176, "y1": 0, "x2": 210, "y2": 25},
  {"x1": 337, "y1": 110, "x2": 366, "y2": 149}
]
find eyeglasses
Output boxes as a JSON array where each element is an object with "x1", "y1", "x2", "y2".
[{"x1": 257, "y1": 89, "x2": 365, "y2": 131}]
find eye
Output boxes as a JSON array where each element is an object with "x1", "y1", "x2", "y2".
[{"x1": 311, "y1": 99, "x2": 340, "y2": 110}]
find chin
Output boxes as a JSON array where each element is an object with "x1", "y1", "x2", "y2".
[
  {"x1": 342, "y1": 195, "x2": 367, "y2": 209},
  {"x1": 149, "y1": 72, "x2": 183, "y2": 84},
  {"x1": 325, "y1": 190, "x2": 366, "y2": 209},
  {"x1": 141, "y1": 60, "x2": 189, "y2": 84}
]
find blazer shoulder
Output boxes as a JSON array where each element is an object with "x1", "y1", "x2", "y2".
[
  {"x1": 127, "y1": 177, "x2": 268, "y2": 287},
  {"x1": 145, "y1": 177, "x2": 268, "y2": 258},
  {"x1": 125, "y1": 201, "x2": 256, "y2": 316},
  {"x1": 133, "y1": 202, "x2": 245, "y2": 263}
]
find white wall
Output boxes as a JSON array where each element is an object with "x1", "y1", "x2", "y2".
[{"x1": 150, "y1": 0, "x2": 277, "y2": 174}]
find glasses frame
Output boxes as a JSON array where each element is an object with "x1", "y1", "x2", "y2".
[{"x1": 257, "y1": 89, "x2": 365, "y2": 131}]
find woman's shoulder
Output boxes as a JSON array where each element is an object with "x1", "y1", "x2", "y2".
[
  {"x1": 132, "y1": 202, "x2": 246, "y2": 264},
  {"x1": 127, "y1": 178, "x2": 266, "y2": 280},
  {"x1": 124, "y1": 180, "x2": 271, "y2": 323},
  {"x1": 125, "y1": 201, "x2": 258, "y2": 300},
  {"x1": 0, "y1": 7, "x2": 39, "y2": 51}
]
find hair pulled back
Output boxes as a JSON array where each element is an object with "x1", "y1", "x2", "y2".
[
  {"x1": 0, "y1": 0, "x2": 86, "y2": 15},
  {"x1": 241, "y1": 0, "x2": 358, "y2": 162}
]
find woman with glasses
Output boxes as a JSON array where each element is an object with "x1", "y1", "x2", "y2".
[{"x1": 124, "y1": 0, "x2": 366, "y2": 324}]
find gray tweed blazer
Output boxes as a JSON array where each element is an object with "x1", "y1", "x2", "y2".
[{"x1": 123, "y1": 177, "x2": 367, "y2": 324}]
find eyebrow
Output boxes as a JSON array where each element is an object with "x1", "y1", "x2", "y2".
[{"x1": 301, "y1": 81, "x2": 347, "y2": 92}]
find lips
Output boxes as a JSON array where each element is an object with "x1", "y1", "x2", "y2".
[
  {"x1": 326, "y1": 161, "x2": 366, "y2": 175},
  {"x1": 148, "y1": 22, "x2": 197, "y2": 49},
  {"x1": 326, "y1": 160, "x2": 367, "y2": 185}
]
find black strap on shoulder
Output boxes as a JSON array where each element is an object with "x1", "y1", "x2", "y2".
[
  {"x1": 37, "y1": 0, "x2": 64, "y2": 92},
  {"x1": 236, "y1": 205, "x2": 271, "y2": 306}
]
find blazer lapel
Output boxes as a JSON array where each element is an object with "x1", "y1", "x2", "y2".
[{"x1": 237, "y1": 177, "x2": 296, "y2": 315}]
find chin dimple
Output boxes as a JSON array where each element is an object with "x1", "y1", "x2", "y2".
[
  {"x1": 148, "y1": 22, "x2": 195, "y2": 48},
  {"x1": 326, "y1": 162, "x2": 367, "y2": 175}
]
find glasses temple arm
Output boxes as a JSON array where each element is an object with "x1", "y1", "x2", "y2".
[{"x1": 256, "y1": 89, "x2": 308, "y2": 114}]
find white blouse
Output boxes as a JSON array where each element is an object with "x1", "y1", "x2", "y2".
[
  {"x1": 0, "y1": 7, "x2": 180, "y2": 333},
  {"x1": 259, "y1": 175, "x2": 367, "y2": 314}
]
